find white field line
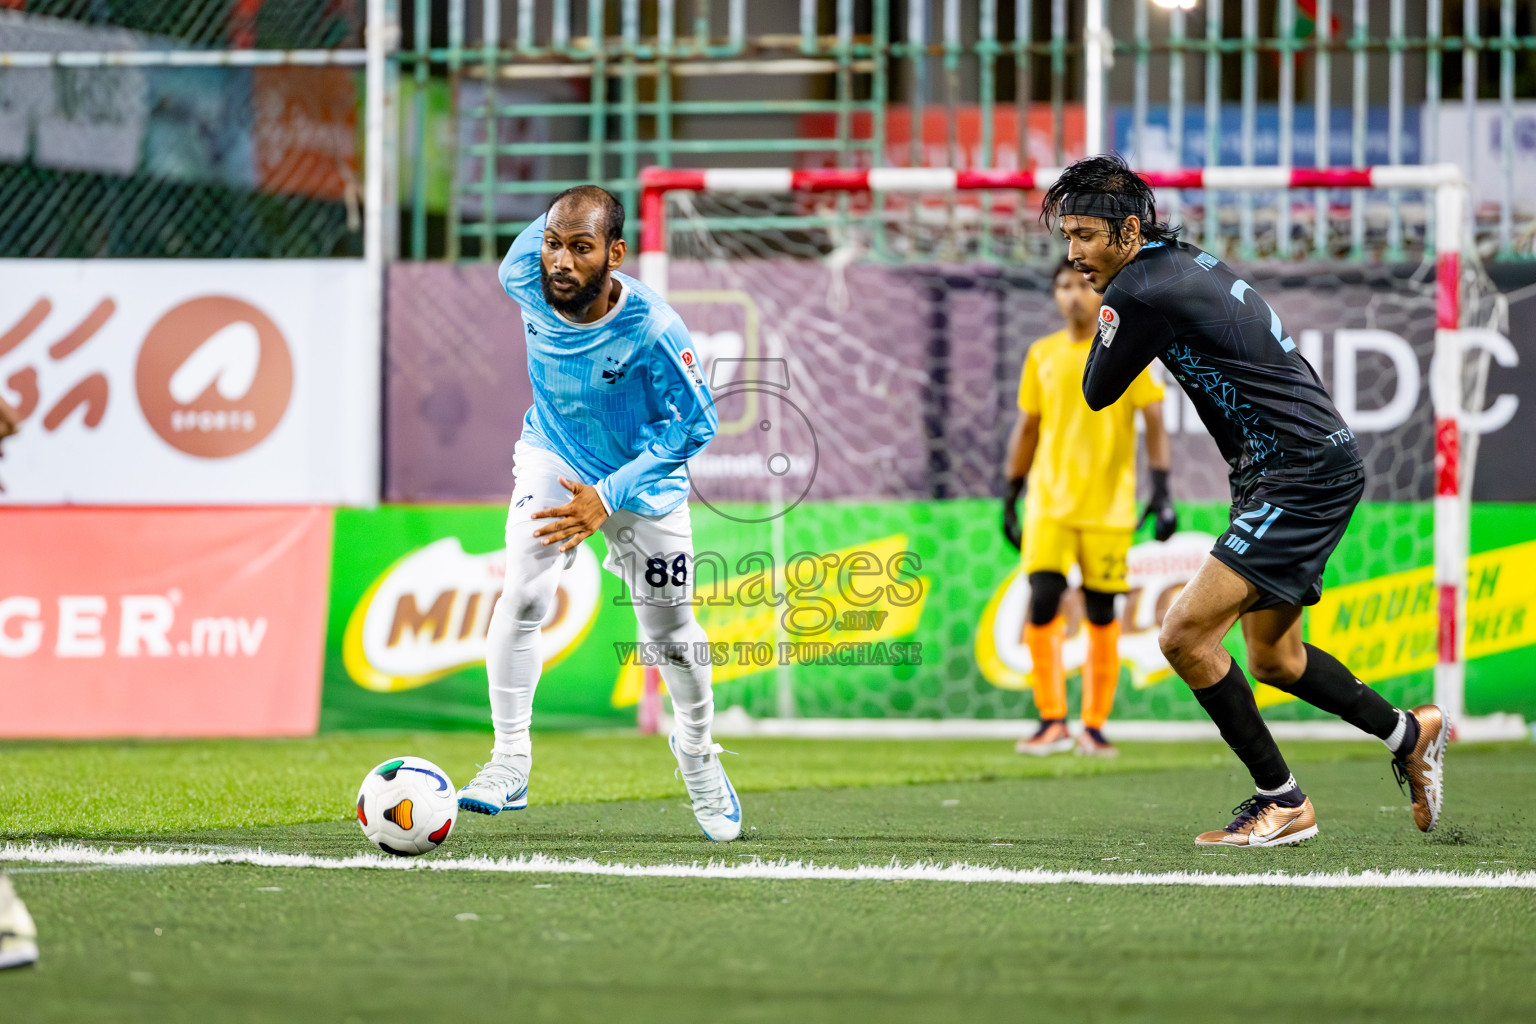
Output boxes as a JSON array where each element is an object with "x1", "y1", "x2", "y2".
[
  {"x1": 2, "y1": 843, "x2": 1534, "y2": 890},
  {"x1": 701, "y1": 713, "x2": 1530, "y2": 742}
]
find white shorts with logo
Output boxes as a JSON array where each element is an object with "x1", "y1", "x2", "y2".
[{"x1": 507, "y1": 439, "x2": 696, "y2": 607}]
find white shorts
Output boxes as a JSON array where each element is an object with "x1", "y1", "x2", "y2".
[{"x1": 507, "y1": 439, "x2": 696, "y2": 607}]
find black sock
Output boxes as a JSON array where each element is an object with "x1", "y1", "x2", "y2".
[
  {"x1": 1264, "y1": 786, "x2": 1305, "y2": 808},
  {"x1": 1395, "y1": 714, "x2": 1421, "y2": 759},
  {"x1": 1283, "y1": 644, "x2": 1401, "y2": 740},
  {"x1": 1193, "y1": 660, "x2": 1292, "y2": 792}
]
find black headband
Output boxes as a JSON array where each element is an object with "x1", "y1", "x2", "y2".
[{"x1": 1059, "y1": 192, "x2": 1148, "y2": 222}]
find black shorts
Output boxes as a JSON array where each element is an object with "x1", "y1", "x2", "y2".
[{"x1": 1211, "y1": 461, "x2": 1365, "y2": 611}]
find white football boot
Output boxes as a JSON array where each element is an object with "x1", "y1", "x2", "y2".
[
  {"x1": 0, "y1": 874, "x2": 38, "y2": 970},
  {"x1": 456, "y1": 756, "x2": 529, "y2": 816},
  {"x1": 670, "y1": 733, "x2": 743, "y2": 842}
]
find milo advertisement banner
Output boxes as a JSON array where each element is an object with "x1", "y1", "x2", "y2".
[
  {"x1": 321, "y1": 501, "x2": 1536, "y2": 730},
  {"x1": 321, "y1": 506, "x2": 626, "y2": 731},
  {"x1": 320, "y1": 503, "x2": 935, "y2": 730}
]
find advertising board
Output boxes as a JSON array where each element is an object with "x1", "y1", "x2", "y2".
[
  {"x1": 0, "y1": 507, "x2": 332, "y2": 738},
  {"x1": 320, "y1": 502, "x2": 1536, "y2": 730},
  {"x1": 0, "y1": 260, "x2": 378, "y2": 504}
]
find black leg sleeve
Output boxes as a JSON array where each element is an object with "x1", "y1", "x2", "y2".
[
  {"x1": 1027, "y1": 572, "x2": 1068, "y2": 626},
  {"x1": 1192, "y1": 659, "x2": 1292, "y2": 792},
  {"x1": 1082, "y1": 588, "x2": 1118, "y2": 626},
  {"x1": 1279, "y1": 644, "x2": 1400, "y2": 740}
]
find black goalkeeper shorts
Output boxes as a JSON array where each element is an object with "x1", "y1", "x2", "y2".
[{"x1": 1211, "y1": 460, "x2": 1366, "y2": 611}]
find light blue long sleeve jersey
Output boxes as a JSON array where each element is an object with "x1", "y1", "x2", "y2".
[{"x1": 498, "y1": 213, "x2": 718, "y2": 517}]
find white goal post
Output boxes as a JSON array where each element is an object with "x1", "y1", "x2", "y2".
[{"x1": 639, "y1": 163, "x2": 1502, "y2": 740}]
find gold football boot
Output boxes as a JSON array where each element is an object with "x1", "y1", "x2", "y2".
[
  {"x1": 1393, "y1": 704, "x2": 1447, "y2": 832},
  {"x1": 1195, "y1": 795, "x2": 1318, "y2": 848}
]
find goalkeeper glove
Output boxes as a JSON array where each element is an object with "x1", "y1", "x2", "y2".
[
  {"x1": 1002, "y1": 476, "x2": 1024, "y2": 551},
  {"x1": 1138, "y1": 468, "x2": 1177, "y2": 542}
]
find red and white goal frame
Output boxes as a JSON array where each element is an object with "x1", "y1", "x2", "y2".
[{"x1": 639, "y1": 163, "x2": 1477, "y2": 735}]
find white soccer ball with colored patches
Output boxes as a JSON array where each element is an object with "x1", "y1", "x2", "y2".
[{"x1": 356, "y1": 756, "x2": 458, "y2": 856}]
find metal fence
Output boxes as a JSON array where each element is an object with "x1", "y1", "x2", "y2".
[
  {"x1": 398, "y1": 0, "x2": 1078, "y2": 261},
  {"x1": 0, "y1": 0, "x2": 367, "y2": 258},
  {"x1": 397, "y1": 0, "x2": 1536, "y2": 263},
  {"x1": 1111, "y1": 0, "x2": 1536, "y2": 260},
  {"x1": 7, "y1": 2, "x2": 1536, "y2": 261}
]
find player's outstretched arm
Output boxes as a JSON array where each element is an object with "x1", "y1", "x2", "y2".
[
  {"x1": 594, "y1": 320, "x2": 719, "y2": 514},
  {"x1": 1082, "y1": 290, "x2": 1174, "y2": 411},
  {"x1": 1003, "y1": 346, "x2": 1046, "y2": 550},
  {"x1": 1001, "y1": 409, "x2": 1038, "y2": 550},
  {"x1": 1137, "y1": 400, "x2": 1177, "y2": 542}
]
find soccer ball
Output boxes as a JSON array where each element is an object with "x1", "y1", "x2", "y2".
[{"x1": 356, "y1": 756, "x2": 458, "y2": 856}]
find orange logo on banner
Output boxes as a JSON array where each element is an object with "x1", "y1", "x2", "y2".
[
  {"x1": 254, "y1": 67, "x2": 359, "y2": 202},
  {"x1": 135, "y1": 297, "x2": 293, "y2": 458},
  {"x1": 0, "y1": 507, "x2": 332, "y2": 739}
]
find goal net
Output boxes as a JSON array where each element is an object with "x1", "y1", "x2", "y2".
[{"x1": 636, "y1": 165, "x2": 1508, "y2": 738}]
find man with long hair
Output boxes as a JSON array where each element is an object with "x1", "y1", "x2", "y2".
[{"x1": 1041, "y1": 155, "x2": 1445, "y2": 847}]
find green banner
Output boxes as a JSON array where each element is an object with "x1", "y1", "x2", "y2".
[
  {"x1": 973, "y1": 501, "x2": 1536, "y2": 722},
  {"x1": 320, "y1": 502, "x2": 1536, "y2": 731},
  {"x1": 320, "y1": 506, "x2": 633, "y2": 731}
]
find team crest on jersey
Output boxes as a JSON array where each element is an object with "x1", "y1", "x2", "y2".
[
  {"x1": 679, "y1": 348, "x2": 706, "y2": 388},
  {"x1": 1097, "y1": 305, "x2": 1120, "y2": 347},
  {"x1": 601, "y1": 355, "x2": 628, "y2": 383}
]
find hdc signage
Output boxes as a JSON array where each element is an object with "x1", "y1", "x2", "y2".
[{"x1": 0, "y1": 260, "x2": 377, "y2": 504}]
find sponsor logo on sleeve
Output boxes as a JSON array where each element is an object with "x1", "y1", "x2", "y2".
[
  {"x1": 1097, "y1": 305, "x2": 1120, "y2": 347},
  {"x1": 679, "y1": 348, "x2": 706, "y2": 388}
]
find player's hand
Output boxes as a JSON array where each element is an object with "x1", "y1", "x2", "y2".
[
  {"x1": 531, "y1": 476, "x2": 609, "y2": 553},
  {"x1": 1138, "y1": 468, "x2": 1177, "y2": 542},
  {"x1": 1139, "y1": 495, "x2": 1177, "y2": 542},
  {"x1": 1002, "y1": 477, "x2": 1024, "y2": 550},
  {"x1": 0, "y1": 392, "x2": 19, "y2": 456}
]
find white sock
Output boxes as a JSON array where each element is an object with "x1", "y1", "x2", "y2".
[
  {"x1": 636, "y1": 602, "x2": 714, "y2": 754},
  {"x1": 1256, "y1": 774, "x2": 1300, "y2": 799},
  {"x1": 486, "y1": 448, "x2": 586, "y2": 775},
  {"x1": 1383, "y1": 709, "x2": 1408, "y2": 754},
  {"x1": 485, "y1": 595, "x2": 549, "y2": 768}
]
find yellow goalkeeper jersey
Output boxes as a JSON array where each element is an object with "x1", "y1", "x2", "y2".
[{"x1": 1018, "y1": 329, "x2": 1164, "y2": 531}]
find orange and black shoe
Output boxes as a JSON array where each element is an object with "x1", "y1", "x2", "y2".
[
  {"x1": 1015, "y1": 719, "x2": 1073, "y2": 756},
  {"x1": 1194, "y1": 794, "x2": 1318, "y2": 848},
  {"x1": 1393, "y1": 704, "x2": 1447, "y2": 832},
  {"x1": 1073, "y1": 726, "x2": 1119, "y2": 758}
]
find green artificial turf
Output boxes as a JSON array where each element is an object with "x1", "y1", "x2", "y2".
[
  {"x1": 2, "y1": 732, "x2": 1403, "y2": 838},
  {"x1": 3, "y1": 738, "x2": 1533, "y2": 1023}
]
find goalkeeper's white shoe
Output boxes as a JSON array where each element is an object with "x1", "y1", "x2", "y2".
[
  {"x1": 670, "y1": 733, "x2": 742, "y2": 843},
  {"x1": 456, "y1": 757, "x2": 529, "y2": 816},
  {"x1": 0, "y1": 874, "x2": 38, "y2": 970}
]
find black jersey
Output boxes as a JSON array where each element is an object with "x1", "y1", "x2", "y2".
[{"x1": 1083, "y1": 240, "x2": 1361, "y2": 481}]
